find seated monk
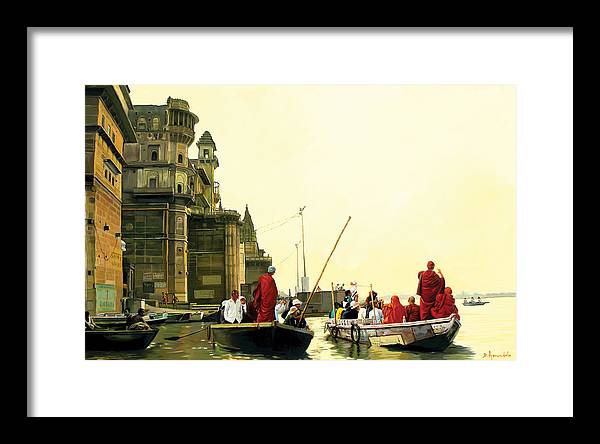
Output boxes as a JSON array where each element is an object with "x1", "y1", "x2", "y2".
[
  {"x1": 383, "y1": 295, "x2": 407, "y2": 324},
  {"x1": 404, "y1": 296, "x2": 420, "y2": 322},
  {"x1": 417, "y1": 261, "x2": 445, "y2": 320},
  {"x1": 430, "y1": 287, "x2": 461, "y2": 320}
]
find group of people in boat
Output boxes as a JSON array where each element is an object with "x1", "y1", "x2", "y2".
[
  {"x1": 329, "y1": 261, "x2": 460, "y2": 324},
  {"x1": 218, "y1": 265, "x2": 310, "y2": 329}
]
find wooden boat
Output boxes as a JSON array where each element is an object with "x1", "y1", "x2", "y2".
[
  {"x1": 209, "y1": 321, "x2": 314, "y2": 356},
  {"x1": 166, "y1": 312, "x2": 192, "y2": 323},
  {"x1": 92, "y1": 312, "x2": 169, "y2": 329},
  {"x1": 145, "y1": 305, "x2": 203, "y2": 323},
  {"x1": 462, "y1": 300, "x2": 489, "y2": 306},
  {"x1": 85, "y1": 328, "x2": 159, "y2": 351},
  {"x1": 324, "y1": 315, "x2": 461, "y2": 352},
  {"x1": 145, "y1": 312, "x2": 169, "y2": 326},
  {"x1": 92, "y1": 312, "x2": 127, "y2": 328}
]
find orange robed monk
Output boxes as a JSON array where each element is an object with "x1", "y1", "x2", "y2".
[
  {"x1": 430, "y1": 287, "x2": 460, "y2": 320},
  {"x1": 416, "y1": 261, "x2": 445, "y2": 320},
  {"x1": 383, "y1": 295, "x2": 407, "y2": 324},
  {"x1": 404, "y1": 296, "x2": 420, "y2": 322},
  {"x1": 252, "y1": 265, "x2": 279, "y2": 322}
]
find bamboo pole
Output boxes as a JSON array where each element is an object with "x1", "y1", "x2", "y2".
[
  {"x1": 298, "y1": 216, "x2": 351, "y2": 322},
  {"x1": 370, "y1": 283, "x2": 378, "y2": 324},
  {"x1": 331, "y1": 282, "x2": 337, "y2": 326}
]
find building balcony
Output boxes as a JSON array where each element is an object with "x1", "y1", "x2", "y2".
[
  {"x1": 166, "y1": 124, "x2": 195, "y2": 140},
  {"x1": 132, "y1": 187, "x2": 173, "y2": 196}
]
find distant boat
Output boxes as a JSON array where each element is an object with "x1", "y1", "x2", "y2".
[
  {"x1": 85, "y1": 328, "x2": 158, "y2": 351},
  {"x1": 145, "y1": 312, "x2": 169, "y2": 326},
  {"x1": 462, "y1": 300, "x2": 489, "y2": 306},
  {"x1": 209, "y1": 321, "x2": 314, "y2": 356},
  {"x1": 324, "y1": 315, "x2": 461, "y2": 352},
  {"x1": 144, "y1": 305, "x2": 204, "y2": 323}
]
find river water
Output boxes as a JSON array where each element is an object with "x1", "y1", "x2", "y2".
[{"x1": 86, "y1": 296, "x2": 516, "y2": 360}]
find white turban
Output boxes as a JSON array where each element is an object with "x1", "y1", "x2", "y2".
[{"x1": 267, "y1": 265, "x2": 276, "y2": 273}]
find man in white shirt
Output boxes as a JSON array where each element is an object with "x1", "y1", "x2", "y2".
[
  {"x1": 223, "y1": 290, "x2": 243, "y2": 324},
  {"x1": 274, "y1": 297, "x2": 288, "y2": 323}
]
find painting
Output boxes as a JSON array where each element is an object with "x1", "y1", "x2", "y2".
[{"x1": 84, "y1": 84, "x2": 516, "y2": 361}]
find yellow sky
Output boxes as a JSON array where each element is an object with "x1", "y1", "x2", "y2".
[{"x1": 129, "y1": 85, "x2": 515, "y2": 296}]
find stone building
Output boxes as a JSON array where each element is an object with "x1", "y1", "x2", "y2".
[
  {"x1": 240, "y1": 205, "x2": 273, "y2": 298},
  {"x1": 121, "y1": 97, "x2": 247, "y2": 305},
  {"x1": 121, "y1": 97, "x2": 202, "y2": 303},
  {"x1": 85, "y1": 85, "x2": 137, "y2": 315}
]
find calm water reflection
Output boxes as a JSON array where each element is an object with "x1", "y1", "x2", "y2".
[{"x1": 86, "y1": 297, "x2": 515, "y2": 360}]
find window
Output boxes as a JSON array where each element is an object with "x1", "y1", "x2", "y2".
[
  {"x1": 101, "y1": 115, "x2": 105, "y2": 129},
  {"x1": 190, "y1": 180, "x2": 194, "y2": 191},
  {"x1": 137, "y1": 116, "x2": 147, "y2": 131},
  {"x1": 104, "y1": 169, "x2": 108, "y2": 179},
  {"x1": 107, "y1": 124, "x2": 112, "y2": 137},
  {"x1": 151, "y1": 151, "x2": 158, "y2": 161},
  {"x1": 204, "y1": 149, "x2": 209, "y2": 159},
  {"x1": 152, "y1": 117, "x2": 160, "y2": 130},
  {"x1": 177, "y1": 184, "x2": 183, "y2": 193},
  {"x1": 178, "y1": 154, "x2": 183, "y2": 163},
  {"x1": 149, "y1": 177, "x2": 157, "y2": 188},
  {"x1": 111, "y1": 132, "x2": 115, "y2": 143}
]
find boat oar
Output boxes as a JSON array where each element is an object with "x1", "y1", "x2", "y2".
[
  {"x1": 331, "y1": 282, "x2": 337, "y2": 326},
  {"x1": 165, "y1": 325, "x2": 210, "y2": 341},
  {"x1": 298, "y1": 216, "x2": 351, "y2": 324}
]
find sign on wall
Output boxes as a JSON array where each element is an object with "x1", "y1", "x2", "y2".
[
  {"x1": 96, "y1": 284, "x2": 116, "y2": 312},
  {"x1": 202, "y1": 275, "x2": 222, "y2": 285},
  {"x1": 143, "y1": 281, "x2": 155, "y2": 293}
]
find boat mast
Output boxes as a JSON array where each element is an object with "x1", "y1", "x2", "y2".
[
  {"x1": 299, "y1": 206, "x2": 307, "y2": 289},
  {"x1": 295, "y1": 242, "x2": 300, "y2": 294}
]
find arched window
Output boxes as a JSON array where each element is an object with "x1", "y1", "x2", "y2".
[
  {"x1": 178, "y1": 154, "x2": 183, "y2": 163},
  {"x1": 137, "y1": 116, "x2": 146, "y2": 130},
  {"x1": 151, "y1": 151, "x2": 158, "y2": 161},
  {"x1": 177, "y1": 183, "x2": 183, "y2": 193},
  {"x1": 152, "y1": 116, "x2": 160, "y2": 130},
  {"x1": 189, "y1": 179, "x2": 194, "y2": 191}
]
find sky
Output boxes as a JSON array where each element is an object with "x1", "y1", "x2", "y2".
[{"x1": 129, "y1": 85, "x2": 515, "y2": 297}]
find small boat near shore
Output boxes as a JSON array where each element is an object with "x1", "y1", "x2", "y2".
[
  {"x1": 92, "y1": 312, "x2": 127, "y2": 328},
  {"x1": 85, "y1": 328, "x2": 159, "y2": 351},
  {"x1": 146, "y1": 312, "x2": 169, "y2": 326},
  {"x1": 462, "y1": 300, "x2": 489, "y2": 306},
  {"x1": 324, "y1": 315, "x2": 460, "y2": 352},
  {"x1": 92, "y1": 312, "x2": 169, "y2": 328},
  {"x1": 144, "y1": 306, "x2": 204, "y2": 323},
  {"x1": 209, "y1": 321, "x2": 314, "y2": 356}
]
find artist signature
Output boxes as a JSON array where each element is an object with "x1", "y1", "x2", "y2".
[{"x1": 481, "y1": 350, "x2": 512, "y2": 360}]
